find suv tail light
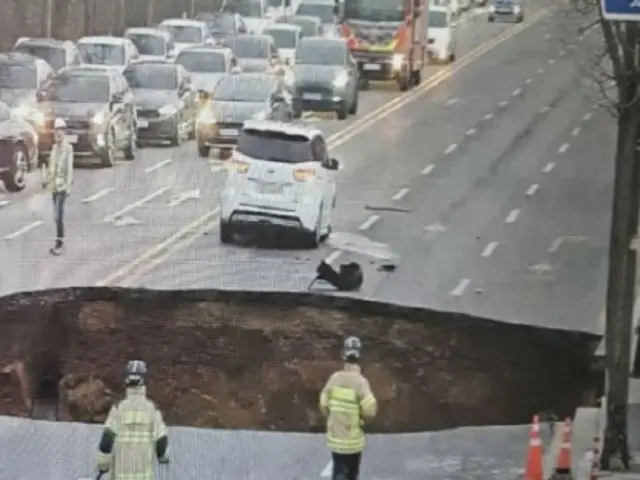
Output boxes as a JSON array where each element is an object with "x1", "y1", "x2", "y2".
[
  {"x1": 293, "y1": 168, "x2": 316, "y2": 181},
  {"x1": 230, "y1": 160, "x2": 249, "y2": 173}
]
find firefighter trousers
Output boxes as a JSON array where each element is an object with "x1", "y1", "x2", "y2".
[{"x1": 332, "y1": 452, "x2": 361, "y2": 480}]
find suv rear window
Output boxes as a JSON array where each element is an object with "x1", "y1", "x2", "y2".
[{"x1": 237, "y1": 129, "x2": 312, "y2": 163}]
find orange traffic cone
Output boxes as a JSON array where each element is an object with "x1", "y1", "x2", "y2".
[
  {"x1": 589, "y1": 435, "x2": 600, "y2": 480},
  {"x1": 525, "y1": 415, "x2": 544, "y2": 480},
  {"x1": 550, "y1": 417, "x2": 574, "y2": 479}
]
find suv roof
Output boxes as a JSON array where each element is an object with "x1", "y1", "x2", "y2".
[
  {"x1": 243, "y1": 120, "x2": 321, "y2": 140},
  {"x1": 15, "y1": 37, "x2": 69, "y2": 47},
  {"x1": 59, "y1": 65, "x2": 113, "y2": 76}
]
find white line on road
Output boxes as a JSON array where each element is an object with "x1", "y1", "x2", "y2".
[
  {"x1": 3, "y1": 220, "x2": 43, "y2": 240},
  {"x1": 392, "y1": 188, "x2": 410, "y2": 200},
  {"x1": 359, "y1": 215, "x2": 380, "y2": 231},
  {"x1": 499, "y1": 100, "x2": 508, "y2": 107},
  {"x1": 543, "y1": 162, "x2": 555, "y2": 173},
  {"x1": 103, "y1": 187, "x2": 169, "y2": 222},
  {"x1": 144, "y1": 158, "x2": 172, "y2": 173},
  {"x1": 324, "y1": 250, "x2": 343, "y2": 264},
  {"x1": 583, "y1": 112, "x2": 593, "y2": 121},
  {"x1": 544, "y1": 33, "x2": 552, "y2": 39},
  {"x1": 558, "y1": 142, "x2": 570, "y2": 154},
  {"x1": 505, "y1": 209, "x2": 520, "y2": 223},
  {"x1": 548, "y1": 59, "x2": 555, "y2": 64},
  {"x1": 445, "y1": 97, "x2": 459, "y2": 106},
  {"x1": 539, "y1": 106, "x2": 550, "y2": 114},
  {"x1": 512, "y1": 88, "x2": 522, "y2": 96},
  {"x1": 82, "y1": 187, "x2": 114, "y2": 203},
  {"x1": 0, "y1": 199, "x2": 10, "y2": 208},
  {"x1": 537, "y1": 67, "x2": 545, "y2": 74},
  {"x1": 481, "y1": 241, "x2": 498, "y2": 258},
  {"x1": 465, "y1": 128, "x2": 476, "y2": 136},
  {"x1": 571, "y1": 127, "x2": 581, "y2": 136},
  {"x1": 421, "y1": 164, "x2": 435, "y2": 175},
  {"x1": 526, "y1": 184, "x2": 539, "y2": 196},
  {"x1": 444, "y1": 143, "x2": 457, "y2": 155},
  {"x1": 484, "y1": 113, "x2": 494, "y2": 120},
  {"x1": 451, "y1": 278, "x2": 470, "y2": 296},
  {"x1": 525, "y1": 77, "x2": 533, "y2": 84},
  {"x1": 559, "y1": 50, "x2": 566, "y2": 56},
  {"x1": 320, "y1": 461, "x2": 332, "y2": 477}
]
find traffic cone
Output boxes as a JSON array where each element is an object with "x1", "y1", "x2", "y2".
[
  {"x1": 589, "y1": 435, "x2": 600, "y2": 480},
  {"x1": 525, "y1": 415, "x2": 544, "y2": 480},
  {"x1": 550, "y1": 417, "x2": 574, "y2": 479}
]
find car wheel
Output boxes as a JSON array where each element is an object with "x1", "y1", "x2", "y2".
[
  {"x1": 348, "y1": 91, "x2": 358, "y2": 114},
  {"x1": 488, "y1": 15, "x2": 495, "y2": 22},
  {"x1": 123, "y1": 121, "x2": 136, "y2": 161},
  {"x1": 358, "y1": 78, "x2": 369, "y2": 90},
  {"x1": 99, "y1": 127, "x2": 115, "y2": 168},
  {"x1": 188, "y1": 119, "x2": 196, "y2": 140},
  {"x1": 197, "y1": 139, "x2": 210, "y2": 158},
  {"x1": 449, "y1": 51, "x2": 456, "y2": 62},
  {"x1": 293, "y1": 102, "x2": 303, "y2": 119},
  {"x1": 169, "y1": 118, "x2": 181, "y2": 147},
  {"x1": 397, "y1": 75, "x2": 410, "y2": 91},
  {"x1": 220, "y1": 220, "x2": 233, "y2": 244},
  {"x1": 1, "y1": 143, "x2": 29, "y2": 192},
  {"x1": 336, "y1": 101, "x2": 349, "y2": 120},
  {"x1": 517, "y1": 14, "x2": 524, "y2": 22}
]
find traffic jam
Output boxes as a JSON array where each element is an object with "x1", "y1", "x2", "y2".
[{"x1": 0, "y1": 0, "x2": 487, "y2": 247}]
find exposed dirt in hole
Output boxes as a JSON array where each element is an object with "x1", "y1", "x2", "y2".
[{"x1": 0, "y1": 289, "x2": 600, "y2": 432}]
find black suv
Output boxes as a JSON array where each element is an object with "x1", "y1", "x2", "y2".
[{"x1": 36, "y1": 65, "x2": 137, "y2": 167}]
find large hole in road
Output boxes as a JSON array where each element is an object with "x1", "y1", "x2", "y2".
[{"x1": 0, "y1": 289, "x2": 601, "y2": 431}]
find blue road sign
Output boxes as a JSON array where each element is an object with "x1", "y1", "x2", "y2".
[{"x1": 602, "y1": 0, "x2": 640, "y2": 21}]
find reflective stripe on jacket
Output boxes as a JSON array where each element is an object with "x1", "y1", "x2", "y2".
[
  {"x1": 98, "y1": 386, "x2": 168, "y2": 480},
  {"x1": 319, "y1": 364, "x2": 377, "y2": 454},
  {"x1": 47, "y1": 139, "x2": 73, "y2": 192}
]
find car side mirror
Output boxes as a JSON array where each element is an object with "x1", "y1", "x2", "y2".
[{"x1": 325, "y1": 157, "x2": 339, "y2": 170}]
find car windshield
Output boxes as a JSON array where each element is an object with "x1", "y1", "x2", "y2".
[
  {"x1": 238, "y1": 129, "x2": 312, "y2": 163},
  {"x1": 289, "y1": 19, "x2": 318, "y2": 37},
  {"x1": 176, "y1": 51, "x2": 227, "y2": 72},
  {"x1": 234, "y1": 0, "x2": 263, "y2": 17},
  {"x1": 162, "y1": 25, "x2": 203, "y2": 43},
  {"x1": 127, "y1": 34, "x2": 166, "y2": 56},
  {"x1": 296, "y1": 3, "x2": 335, "y2": 22},
  {"x1": 428, "y1": 11, "x2": 448, "y2": 27},
  {"x1": 231, "y1": 38, "x2": 268, "y2": 59},
  {"x1": 78, "y1": 43, "x2": 125, "y2": 65},
  {"x1": 344, "y1": 0, "x2": 405, "y2": 22},
  {"x1": 207, "y1": 14, "x2": 237, "y2": 33},
  {"x1": 264, "y1": 29, "x2": 298, "y2": 49},
  {"x1": 40, "y1": 75, "x2": 110, "y2": 103},
  {"x1": 13, "y1": 45, "x2": 66, "y2": 71},
  {"x1": 123, "y1": 64, "x2": 177, "y2": 89},
  {"x1": 213, "y1": 76, "x2": 272, "y2": 102},
  {"x1": 0, "y1": 63, "x2": 37, "y2": 89},
  {"x1": 296, "y1": 42, "x2": 344, "y2": 65}
]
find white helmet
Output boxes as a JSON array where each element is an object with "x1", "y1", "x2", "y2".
[{"x1": 53, "y1": 118, "x2": 66, "y2": 130}]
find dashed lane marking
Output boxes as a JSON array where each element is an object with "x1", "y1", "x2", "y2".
[
  {"x1": 539, "y1": 106, "x2": 551, "y2": 114},
  {"x1": 558, "y1": 142, "x2": 570, "y2": 154},
  {"x1": 359, "y1": 215, "x2": 380, "y2": 231},
  {"x1": 512, "y1": 88, "x2": 522, "y2": 96},
  {"x1": 82, "y1": 187, "x2": 114, "y2": 204},
  {"x1": 3, "y1": 220, "x2": 43, "y2": 240},
  {"x1": 481, "y1": 241, "x2": 498, "y2": 257},
  {"x1": 505, "y1": 209, "x2": 520, "y2": 223},
  {"x1": 525, "y1": 77, "x2": 533, "y2": 84},
  {"x1": 499, "y1": 100, "x2": 509, "y2": 107},
  {"x1": 392, "y1": 188, "x2": 410, "y2": 200},
  {"x1": 484, "y1": 112, "x2": 494, "y2": 120},
  {"x1": 444, "y1": 143, "x2": 458, "y2": 155},
  {"x1": 421, "y1": 164, "x2": 435, "y2": 175},
  {"x1": 103, "y1": 187, "x2": 169, "y2": 222},
  {"x1": 543, "y1": 162, "x2": 555, "y2": 173},
  {"x1": 144, "y1": 158, "x2": 172, "y2": 173},
  {"x1": 324, "y1": 250, "x2": 343, "y2": 264},
  {"x1": 583, "y1": 112, "x2": 593, "y2": 121},
  {"x1": 451, "y1": 278, "x2": 470, "y2": 296},
  {"x1": 537, "y1": 67, "x2": 545, "y2": 74},
  {"x1": 445, "y1": 97, "x2": 459, "y2": 106},
  {"x1": 548, "y1": 59, "x2": 555, "y2": 64},
  {"x1": 465, "y1": 128, "x2": 476, "y2": 136},
  {"x1": 571, "y1": 127, "x2": 581, "y2": 136},
  {"x1": 526, "y1": 184, "x2": 539, "y2": 196}
]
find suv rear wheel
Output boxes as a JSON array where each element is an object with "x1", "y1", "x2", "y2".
[
  {"x1": 1, "y1": 143, "x2": 29, "y2": 192},
  {"x1": 99, "y1": 127, "x2": 115, "y2": 168}
]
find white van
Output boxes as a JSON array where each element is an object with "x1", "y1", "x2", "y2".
[{"x1": 427, "y1": 5, "x2": 457, "y2": 63}]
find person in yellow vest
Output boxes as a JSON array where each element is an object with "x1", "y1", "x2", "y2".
[
  {"x1": 319, "y1": 336, "x2": 377, "y2": 480},
  {"x1": 97, "y1": 360, "x2": 170, "y2": 480},
  {"x1": 44, "y1": 118, "x2": 74, "y2": 255}
]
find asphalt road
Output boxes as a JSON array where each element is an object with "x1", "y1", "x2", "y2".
[{"x1": 0, "y1": 0, "x2": 612, "y2": 334}]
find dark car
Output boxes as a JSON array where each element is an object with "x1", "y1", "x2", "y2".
[
  {"x1": 12, "y1": 38, "x2": 82, "y2": 72},
  {"x1": 293, "y1": 37, "x2": 358, "y2": 119},
  {"x1": 0, "y1": 53, "x2": 55, "y2": 129},
  {"x1": 228, "y1": 34, "x2": 279, "y2": 73},
  {"x1": 123, "y1": 61, "x2": 197, "y2": 146},
  {"x1": 35, "y1": 66, "x2": 137, "y2": 167},
  {"x1": 196, "y1": 11, "x2": 248, "y2": 45},
  {"x1": 488, "y1": 0, "x2": 524, "y2": 22},
  {"x1": 0, "y1": 101, "x2": 39, "y2": 192},
  {"x1": 195, "y1": 72, "x2": 294, "y2": 158},
  {"x1": 277, "y1": 15, "x2": 323, "y2": 37}
]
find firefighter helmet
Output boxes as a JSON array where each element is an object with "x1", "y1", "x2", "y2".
[
  {"x1": 125, "y1": 360, "x2": 147, "y2": 385},
  {"x1": 343, "y1": 336, "x2": 362, "y2": 360}
]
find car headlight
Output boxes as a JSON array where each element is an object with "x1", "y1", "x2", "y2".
[
  {"x1": 333, "y1": 72, "x2": 349, "y2": 89},
  {"x1": 488, "y1": 4, "x2": 496, "y2": 12},
  {"x1": 197, "y1": 109, "x2": 217, "y2": 124},
  {"x1": 158, "y1": 105, "x2": 178, "y2": 116},
  {"x1": 391, "y1": 53, "x2": 404, "y2": 71}
]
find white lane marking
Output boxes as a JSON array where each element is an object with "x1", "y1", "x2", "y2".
[
  {"x1": 445, "y1": 97, "x2": 459, "y2": 106},
  {"x1": 359, "y1": 215, "x2": 380, "y2": 231},
  {"x1": 103, "y1": 187, "x2": 169, "y2": 222},
  {"x1": 421, "y1": 164, "x2": 435, "y2": 175},
  {"x1": 537, "y1": 67, "x2": 545, "y2": 74},
  {"x1": 320, "y1": 461, "x2": 332, "y2": 477},
  {"x1": 481, "y1": 241, "x2": 498, "y2": 258},
  {"x1": 451, "y1": 278, "x2": 470, "y2": 296},
  {"x1": 82, "y1": 187, "x2": 114, "y2": 203},
  {"x1": 499, "y1": 100, "x2": 508, "y2": 107},
  {"x1": 0, "y1": 199, "x2": 10, "y2": 208},
  {"x1": 169, "y1": 188, "x2": 200, "y2": 207},
  {"x1": 392, "y1": 188, "x2": 410, "y2": 201},
  {"x1": 571, "y1": 127, "x2": 581, "y2": 136},
  {"x1": 465, "y1": 128, "x2": 476, "y2": 136},
  {"x1": 583, "y1": 112, "x2": 593, "y2": 121},
  {"x1": 3, "y1": 220, "x2": 43, "y2": 240},
  {"x1": 539, "y1": 106, "x2": 550, "y2": 114},
  {"x1": 558, "y1": 143, "x2": 570, "y2": 154},
  {"x1": 444, "y1": 143, "x2": 457, "y2": 155},
  {"x1": 543, "y1": 162, "x2": 555, "y2": 173},
  {"x1": 525, "y1": 77, "x2": 533, "y2": 84},
  {"x1": 548, "y1": 59, "x2": 555, "y2": 64},
  {"x1": 144, "y1": 158, "x2": 172, "y2": 173},
  {"x1": 210, "y1": 165, "x2": 227, "y2": 174},
  {"x1": 324, "y1": 250, "x2": 343, "y2": 264},
  {"x1": 484, "y1": 113, "x2": 494, "y2": 120},
  {"x1": 512, "y1": 88, "x2": 522, "y2": 96},
  {"x1": 505, "y1": 209, "x2": 520, "y2": 223},
  {"x1": 526, "y1": 184, "x2": 539, "y2": 196},
  {"x1": 544, "y1": 33, "x2": 552, "y2": 39},
  {"x1": 559, "y1": 50, "x2": 566, "y2": 56}
]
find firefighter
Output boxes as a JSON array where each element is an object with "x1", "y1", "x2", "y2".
[
  {"x1": 97, "y1": 360, "x2": 170, "y2": 479},
  {"x1": 319, "y1": 336, "x2": 377, "y2": 480}
]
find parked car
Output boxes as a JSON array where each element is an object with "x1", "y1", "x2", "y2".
[
  {"x1": 488, "y1": 0, "x2": 524, "y2": 22},
  {"x1": 12, "y1": 37, "x2": 82, "y2": 72},
  {"x1": 427, "y1": 5, "x2": 457, "y2": 63},
  {"x1": 0, "y1": 101, "x2": 39, "y2": 192}
]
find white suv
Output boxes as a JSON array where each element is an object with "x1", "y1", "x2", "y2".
[{"x1": 220, "y1": 120, "x2": 339, "y2": 247}]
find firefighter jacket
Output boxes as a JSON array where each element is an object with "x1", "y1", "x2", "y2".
[
  {"x1": 319, "y1": 363, "x2": 377, "y2": 454},
  {"x1": 97, "y1": 385, "x2": 169, "y2": 480},
  {"x1": 47, "y1": 139, "x2": 74, "y2": 193}
]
